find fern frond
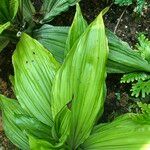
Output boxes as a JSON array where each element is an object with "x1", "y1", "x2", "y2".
[
  {"x1": 131, "y1": 79, "x2": 150, "y2": 97},
  {"x1": 132, "y1": 102, "x2": 150, "y2": 124},
  {"x1": 136, "y1": 34, "x2": 150, "y2": 62},
  {"x1": 121, "y1": 72, "x2": 150, "y2": 83},
  {"x1": 137, "y1": 102, "x2": 150, "y2": 114}
]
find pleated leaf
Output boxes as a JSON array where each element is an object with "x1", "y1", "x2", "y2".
[
  {"x1": 40, "y1": 0, "x2": 80, "y2": 23},
  {"x1": 10, "y1": 0, "x2": 19, "y2": 19},
  {"x1": 15, "y1": 114, "x2": 53, "y2": 141},
  {"x1": 52, "y1": 11, "x2": 108, "y2": 149},
  {"x1": 65, "y1": 3, "x2": 88, "y2": 54},
  {"x1": 51, "y1": 4, "x2": 89, "y2": 118},
  {"x1": 81, "y1": 114, "x2": 150, "y2": 150},
  {"x1": 22, "y1": 0, "x2": 35, "y2": 22},
  {"x1": 33, "y1": 24, "x2": 69, "y2": 63},
  {"x1": 13, "y1": 33, "x2": 60, "y2": 126},
  {"x1": 0, "y1": 95, "x2": 29, "y2": 150},
  {"x1": 69, "y1": 13, "x2": 108, "y2": 148},
  {"x1": 107, "y1": 30, "x2": 150, "y2": 73},
  {"x1": 0, "y1": 0, "x2": 19, "y2": 23}
]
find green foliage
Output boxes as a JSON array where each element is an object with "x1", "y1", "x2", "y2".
[
  {"x1": 0, "y1": 0, "x2": 79, "y2": 56},
  {"x1": 1, "y1": 4, "x2": 150, "y2": 150},
  {"x1": 136, "y1": 34, "x2": 150, "y2": 63},
  {"x1": 114, "y1": 0, "x2": 145, "y2": 14},
  {"x1": 121, "y1": 34, "x2": 150, "y2": 98},
  {"x1": 33, "y1": 25, "x2": 69, "y2": 63},
  {"x1": 0, "y1": 0, "x2": 19, "y2": 23},
  {"x1": 115, "y1": 0, "x2": 133, "y2": 5},
  {"x1": 121, "y1": 72, "x2": 150, "y2": 97},
  {"x1": 131, "y1": 80, "x2": 150, "y2": 97},
  {"x1": 107, "y1": 30, "x2": 150, "y2": 73},
  {"x1": 40, "y1": 0, "x2": 80, "y2": 23},
  {"x1": 121, "y1": 72, "x2": 149, "y2": 83}
]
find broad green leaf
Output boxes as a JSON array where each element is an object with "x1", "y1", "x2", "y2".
[
  {"x1": 29, "y1": 135, "x2": 65, "y2": 150},
  {"x1": 13, "y1": 33, "x2": 60, "y2": 126},
  {"x1": 51, "y1": 4, "x2": 88, "y2": 118},
  {"x1": 15, "y1": 114, "x2": 53, "y2": 141},
  {"x1": 40, "y1": 0, "x2": 80, "y2": 23},
  {"x1": 69, "y1": 11, "x2": 108, "y2": 146},
  {"x1": 10, "y1": 0, "x2": 19, "y2": 19},
  {"x1": 20, "y1": 0, "x2": 35, "y2": 22},
  {"x1": 0, "y1": 0, "x2": 19, "y2": 23},
  {"x1": 33, "y1": 24, "x2": 69, "y2": 63},
  {"x1": 52, "y1": 11, "x2": 108, "y2": 149},
  {"x1": 0, "y1": 22, "x2": 11, "y2": 34},
  {"x1": 0, "y1": 95, "x2": 29, "y2": 150},
  {"x1": 81, "y1": 114, "x2": 150, "y2": 150},
  {"x1": 65, "y1": 3, "x2": 88, "y2": 54},
  {"x1": 107, "y1": 30, "x2": 150, "y2": 73}
]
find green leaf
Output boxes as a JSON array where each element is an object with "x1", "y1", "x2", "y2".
[
  {"x1": 114, "y1": 0, "x2": 133, "y2": 6},
  {"x1": 52, "y1": 10, "x2": 108, "y2": 149},
  {"x1": 15, "y1": 114, "x2": 53, "y2": 141},
  {"x1": 21, "y1": 0, "x2": 35, "y2": 22},
  {"x1": 29, "y1": 135, "x2": 65, "y2": 150},
  {"x1": 52, "y1": 106, "x2": 71, "y2": 143},
  {"x1": 13, "y1": 33, "x2": 60, "y2": 126},
  {"x1": 0, "y1": 22, "x2": 11, "y2": 34},
  {"x1": 40, "y1": 0, "x2": 80, "y2": 23},
  {"x1": 81, "y1": 114, "x2": 150, "y2": 150},
  {"x1": 69, "y1": 13, "x2": 108, "y2": 148},
  {"x1": 65, "y1": 3, "x2": 88, "y2": 54},
  {"x1": 107, "y1": 30, "x2": 150, "y2": 73},
  {"x1": 33, "y1": 24, "x2": 69, "y2": 63},
  {"x1": 51, "y1": 4, "x2": 89, "y2": 118},
  {"x1": 0, "y1": 0, "x2": 19, "y2": 23},
  {"x1": 0, "y1": 95, "x2": 29, "y2": 150},
  {"x1": 135, "y1": 0, "x2": 145, "y2": 14},
  {"x1": 10, "y1": 0, "x2": 19, "y2": 19}
]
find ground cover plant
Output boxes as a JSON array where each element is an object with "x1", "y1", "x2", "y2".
[
  {"x1": 0, "y1": 0, "x2": 150, "y2": 149},
  {"x1": 1, "y1": 4, "x2": 150, "y2": 150}
]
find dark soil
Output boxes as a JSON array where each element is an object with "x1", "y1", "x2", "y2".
[{"x1": 0, "y1": 0, "x2": 150, "y2": 149}]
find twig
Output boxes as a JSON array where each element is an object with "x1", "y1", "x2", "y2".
[{"x1": 114, "y1": 7, "x2": 127, "y2": 34}]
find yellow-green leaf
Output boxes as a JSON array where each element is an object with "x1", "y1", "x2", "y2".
[
  {"x1": 0, "y1": 95, "x2": 29, "y2": 150},
  {"x1": 65, "y1": 3, "x2": 88, "y2": 54},
  {"x1": 13, "y1": 33, "x2": 60, "y2": 126},
  {"x1": 82, "y1": 114, "x2": 150, "y2": 150},
  {"x1": 52, "y1": 10, "x2": 108, "y2": 149}
]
